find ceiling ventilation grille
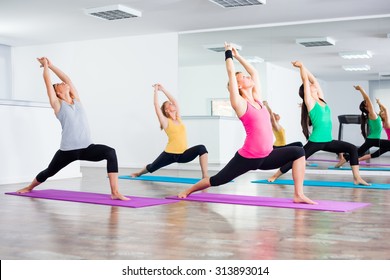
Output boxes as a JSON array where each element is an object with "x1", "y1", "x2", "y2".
[
  {"x1": 296, "y1": 37, "x2": 335, "y2": 47},
  {"x1": 379, "y1": 72, "x2": 390, "y2": 79},
  {"x1": 209, "y1": 0, "x2": 266, "y2": 8},
  {"x1": 204, "y1": 43, "x2": 242, "y2": 52},
  {"x1": 85, "y1": 4, "x2": 142, "y2": 20}
]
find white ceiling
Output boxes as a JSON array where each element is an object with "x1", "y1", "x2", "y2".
[{"x1": 1, "y1": 0, "x2": 390, "y2": 81}]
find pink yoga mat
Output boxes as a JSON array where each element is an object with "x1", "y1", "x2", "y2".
[
  {"x1": 6, "y1": 189, "x2": 178, "y2": 208},
  {"x1": 166, "y1": 193, "x2": 370, "y2": 212}
]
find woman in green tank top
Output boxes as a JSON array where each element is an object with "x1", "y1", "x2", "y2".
[
  {"x1": 336, "y1": 85, "x2": 390, "y2": 165},
  {"x1": 268, "y1": 62, "x2": 369, "y2": 186}
]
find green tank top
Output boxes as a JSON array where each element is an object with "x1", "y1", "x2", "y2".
[
  {"x1": 367, "y1": 116, "x2": 382, "y2": 139},
  {"x1": 308, "y1": 102, "x2": 333, "y2": 142}
]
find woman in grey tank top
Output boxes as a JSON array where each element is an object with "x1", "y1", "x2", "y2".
[{"x1": 16, "y1": 57, "x2": 129, "y2": 201}]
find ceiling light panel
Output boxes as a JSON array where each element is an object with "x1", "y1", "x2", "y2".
[
  {"x1": 85, "y1": 4, "x2": 142, "y2": 20},
  {"x1": 209, "y1": 0, "x2": 266, "y2": 8},
  {"x1": 339, "y1": 51, "x2": 372, "y2": 59},
  {"x1": 296, "y1": 37, "x2": 335, "y2": 47},
  {"x1": 342, "y1": 65, "x2": 371, "y2": 71},
  {"x1": 204, "y1": 43, "x2": 242, "y2": 52}
]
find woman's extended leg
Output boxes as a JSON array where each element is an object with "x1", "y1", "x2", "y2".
[{"x1": 17, "y1": 149, "x2": 77, "y2": 193}]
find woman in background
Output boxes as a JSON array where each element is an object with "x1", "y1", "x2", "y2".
[
  {"x1": 268, "y1": 61, "x2": 369, "y2": 186},
  {"x1": 263, "y1": 101, "x2": 303, "y2": 148},
  {"x1": 131, "y1": 83, "x2": 209, "y2": 178},
  {"x1": 336, "y1": 86, "x2": 390, "y2": 165}
]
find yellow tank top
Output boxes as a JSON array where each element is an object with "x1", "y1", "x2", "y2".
[
  {"x1": 164, "y1": 118, "x2": 188, "y2": 154},
  {"x1": 273, "y1": 127, "x2": 286, "y2": 146}
]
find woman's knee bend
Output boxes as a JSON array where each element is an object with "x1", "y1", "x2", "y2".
[
  {"x1": 198, "y1": 145, "x2": 208, "y2": 156},
  {"x1": 292, "y1": 147, "x2": 305, "y2": 159}
]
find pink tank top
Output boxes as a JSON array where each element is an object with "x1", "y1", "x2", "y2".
[
  {"x1": 238, "y1": 101, "x2": 274, "y2": 158},
  {"x1": 385, "y1": 127, "x2": 390, "y2": 140}
]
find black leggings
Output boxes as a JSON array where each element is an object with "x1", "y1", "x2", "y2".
[
  {"x1": 280, "y1": 140, "x2": 359, "y2": 174},
  {"x1": 273, "y1": 141, "x2": 303, "y2": 149},
  {"x1": 358, "y1": 138, "x2": 390, "y2": 159},
  {"x1": 210, "y1": 146, "x2": 305, "y2": 186},
  {"x1": 146, "y1": 145, "x2": 208, "y2": 173},
  {"x1": 36, "y1": 144, "x2": 118, "y2": 183}
]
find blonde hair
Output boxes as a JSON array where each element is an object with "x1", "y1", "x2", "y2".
[{"x1": 160, "y1": 101, "x2": 174, "y2": 130}]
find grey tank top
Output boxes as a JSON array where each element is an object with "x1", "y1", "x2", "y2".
[{"x1": 56, "y1": 99, "x2": 93, "y2": 151}]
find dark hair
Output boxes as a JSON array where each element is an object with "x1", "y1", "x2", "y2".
[
  {"x1": 299, "y1": 84, "x2": 326, "y2": 140},
  {"x1": 359, "y1": 100, "x2": 369, "y2": 138}
]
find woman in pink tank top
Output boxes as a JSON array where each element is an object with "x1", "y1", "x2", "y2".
[{"x1": 178, "y1": 43, "x2": 316, "y2": 205}]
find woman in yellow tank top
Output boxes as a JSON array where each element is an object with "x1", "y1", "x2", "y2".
[
  {"x1": 263, "y1": 101, "x2": 303, "y2": 148},
  {"x1": 131, "y1": 83, "x2": 209, "y2": 178}
]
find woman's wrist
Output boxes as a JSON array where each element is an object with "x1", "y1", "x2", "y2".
[{"x1": 225, "y1": 50, "x2": 233, "y2": 60}]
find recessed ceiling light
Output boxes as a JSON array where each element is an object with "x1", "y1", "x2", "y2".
[
  {"x1": 209, "y1": 0, "x2": 266, "y2": 8},
  {"x1": 85, "y1": 4, "x2": 141, "y2": 20},
  {"x1": 339, "y1": 51, "x2": 373, "y2": 59},
  {"x1": 296, "y1": 37, "x2": 335, "y2": 47},
  {"x1": 342, "y1": 65, "x2": 371, "y2": 71},
  {"x1": 204, "y1": 43, "x2": 242, "y2": 52}
]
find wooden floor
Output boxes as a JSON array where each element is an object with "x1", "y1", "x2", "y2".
[{"x1": 1, "y1": 158, "x2": 390, "y2": 260}]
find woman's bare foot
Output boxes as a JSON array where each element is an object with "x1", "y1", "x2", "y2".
[
  {"x1": 267, "y1": 174, "x2": 279, "y2": 182},
  {"x1": 334, "y1": 157, "x2": 347, "y2": 168},
  {"x1": 111, "y1": 193, "x2": 130, "y2": 201},
  {"x1": 293, "y1": 194, "x2": 317, "y2": 205},
  {"x1": 353, "y1": 178, "x2": 371, "y2": 186},
  {"x1": 16, "y1": 186, "x2": 34, "y2": 194},
  {"x1": 178, "y1": 190, "x2": 191, "y2": 199},
  {"x1": 268, "y1": 170, "x2": 282, "y2": 182},
  {"x1": 131, "y1": 172, "x2": 140, "y2": 178}
]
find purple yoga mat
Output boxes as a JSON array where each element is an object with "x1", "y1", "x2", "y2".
[
  {"x1": 308, "y1": 157, "x2": 390, "y2": 167},
  {"x1": 166, "y1": 193, "x2": 370, "y2": 212},
  {"x1": 5, "y1": 189, "x2": 178, "y2": 208}
]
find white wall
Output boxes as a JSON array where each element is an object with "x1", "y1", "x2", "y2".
[
  {"x1": 0, "y1": 44, "x2": 12, "y2": 99},
  {"x1": 325, "y1": 80, "x2": 369, "y2": 146},
  {"x1": 0, "y1": 102, "x2": 81, "y2": 184},
  {"x1": 264, "y1": 63, "x2": 306, "y2": 144},
  {"x1": 9, "y1": 33, "x2": 179, "y2": 174},
  {"x1": 179, "y1": 62, "x2": 268, "y2": 116}
]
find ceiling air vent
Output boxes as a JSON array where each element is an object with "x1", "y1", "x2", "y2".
[
  {"x1": 209, "y1": 0, "x2": 266, "y2": 8},
  {"x1": 204, "y1": 43, "x2": 242, "y2": 52},
  {"x1": 85, "y1": 4, "x2": 142, "y2": 20},
  {"x1": 379, "y1": 72, "x2": 390, "y2": 79},
  {"x1": 296, "y1": 37, "x2": 335, "y2": 47}
]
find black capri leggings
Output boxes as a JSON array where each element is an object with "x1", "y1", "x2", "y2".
[
  {"x1": 210, "y1": 146, "x2": 305, "y2": 186},
  {"x1": 146, "y1": 144, "x2": 208, "y2": 173},
  {"x1": 280, "y1": 140, "x2": 359, "y2": 174},
  {"x1": 358, "y1": 138, "x2": 390, "y2": 158},
  {"x1": 36, "y1": 144, "x2": 118, "y2": 183},
  {"x1": 273, "y1": 141, "x2": 303, "y2": 149}
]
